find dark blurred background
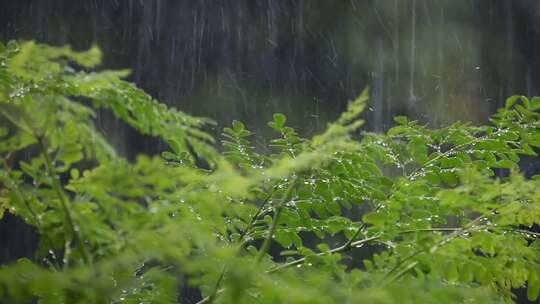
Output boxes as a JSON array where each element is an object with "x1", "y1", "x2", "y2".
[
  {"x1": 3, "y1": 1, "x2": 540, "y2": 155},
  {"x1": 1, "y1": 1, "x2": 540, "y2": 302}
]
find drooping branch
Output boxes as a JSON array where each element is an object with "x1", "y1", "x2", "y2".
[{"x1": 0, "y1": 108, "x2": 90, "y2": 265}]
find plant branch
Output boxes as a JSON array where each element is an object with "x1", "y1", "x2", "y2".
[
  {"x1": 1, "y1": 107, "x2": 90, "y2": 264},
  {"x1": 406, "y1": 129, "x2": 505, "y2": 180},
  {"x1": 268, "y1": 227, "x2": 461, "y2": 274},
  {"x1": 206, "y1": 268, "x2": 226, "y2": 304},
  {"x1": 36, "y1": 134, "x2": 90, "y2": 265},
  {"x1": 196, "y1": 216, "x2": 504, "y2": 304},
  {"x1": 342, "y1": 223, "x2": 367, "y2": 250},
  {"x1": 194, "y1": 234, "x2": 380, "y2": 304},
  {"x1": 197, "y1": 181, "x2": 294, "y2": 304},
  {"x1": 238, "y1": 183, "x2": 281, "y2": 243},
  {"x1": 196, "y1": 288, "x2": 226, "y2": 304},
  {"x1": 256, "y1": 179, "x2": 296, "y2": 263},
  {"x1": 267, "y1": 234, "x2": 381, "y2": 273},
  {"x1": 380, "y1": 215, "x2": 487, "y2": 286},
  {"x1": 495, "y1": 228, "x2": 540, "y2": 239}
]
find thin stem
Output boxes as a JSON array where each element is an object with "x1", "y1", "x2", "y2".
[
  {"x1": 380, "y1": 215, "x2": 486, "y2": 286},
  {"x1": 238, "y1": 183, "x2": 280, "y2": 243},
  {"x1": 381, "y1": 206, "x2": 536, "y2": 287},
  {"x1": 268, "y1": 235, "x2": 381, "y2": 273},
  {"x1": 494, "y1": 228, "x2": 540, "y2": 238},
  {"x1": 408, "y1": 140, "x2": 473, "y2": 179},
  {"x1": 407, "y1": 128, "x2": 505, "y2": 180},
  {"x1": 1, "y1": 107, "x2": 90, "y2": 264},
  {"x1": 384, "y1": 261, "x2": 419, "y2": 286},
  {"x1": 206, "y1": 268, "x2": 226, "y2": 304},
  {"x1": 36, "y1": 134, "x2": 90, "y2": 265},
  {"x1": 268, "y1": 227, "x2": 460, "y2": 274},
  {"x1": 196, "y1": 289, "x2": 225, "y2": 304},
  {"x1": 256, "y1": 179, "x2": 296, "y2": 263},
  {"x1": 398, "y1": 227, "x2": 461, "y2": 234},
  {"x1": 341, "y1": 223, "x2": 367, "y2": 250}
]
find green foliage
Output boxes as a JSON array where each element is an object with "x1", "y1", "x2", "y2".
[{"x1": 1, "y1": 41, "x2": 540, "y2": 303}]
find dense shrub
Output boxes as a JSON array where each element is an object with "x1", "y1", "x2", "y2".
[{"x1": 1, "y1": 41, "x2": 540, "y2": 303}]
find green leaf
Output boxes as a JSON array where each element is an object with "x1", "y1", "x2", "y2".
[
  {"x1": 232, "y1": 120, "x2": 245, "y2": 132},
  {"x1": 325, "y1": 216, "x2": 350, "y2": 235},
  {"x1": 275, "y1": 229, "x2": 293, "y2": 248},
  {"x1": 272, "y1": 113, "x2": 286, "y2": 128},
  {"x1": 505, "y1": 95, "x2": 530, "y2": 109},
  {"x1": 363, "y1": 211, "x2": 386, "y2": 226},
  {"x1": 494, "y1": 159, "x2": 516, "y2": 169},
  {"x1": 394, "y1": 116, "x2": 408, "y2": 125},
  {"x1": 440, "y1": 171, "x2": 458, "y2": 187}
]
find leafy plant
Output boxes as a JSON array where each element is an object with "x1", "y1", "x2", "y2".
[{"x1": 1, "y1": 41, "x2": 540, "y2": 303}]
